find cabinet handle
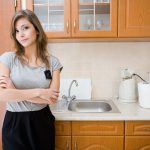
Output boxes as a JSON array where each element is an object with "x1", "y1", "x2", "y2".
[
  {"x1": 66, "y1": 141, "x2": 69, "y2": 150},
  {"x1": 66, "y1": 20, "x2": 69, "y2": 33},
  {"x1": 144, "y1": 127, "x2": 150, "y2": 131},
  {"x1": 14, "y1": 0, "x2": 17, "y2": 7},
  {"x1": 73, "y1": 19, "x2": 76, "y2": 32},
  {"x1": 74, "y1": 142, "x2": 77, "y2": 150}
]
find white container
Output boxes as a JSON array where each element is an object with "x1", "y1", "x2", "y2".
[
  {"x1": 138, "y1": 82, "x2": 150, "y2": 108},
  {"x1": 119, "y1": 78, "x2": 138, "y2": 102}
]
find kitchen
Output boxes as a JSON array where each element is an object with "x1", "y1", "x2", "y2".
[{"x1": 0, "y1": 0, "x2": 150, "y2": 150}]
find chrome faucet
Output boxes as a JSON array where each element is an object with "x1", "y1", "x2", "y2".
[{"x1": 62, "y1": 80, "x2": 78, "y2": 102}]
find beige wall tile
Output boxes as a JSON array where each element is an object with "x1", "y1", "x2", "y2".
[{"x1": 48, "y1": 42, "x2": 150, "y2": 99}]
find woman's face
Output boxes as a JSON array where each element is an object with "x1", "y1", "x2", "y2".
[{"x1": 15, "y1": 17, "x2": 38, "y2": 48}]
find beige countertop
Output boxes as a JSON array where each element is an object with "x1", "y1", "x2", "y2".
[{"x1": 50, "y1": 99, "x2": 150, "y2": 121}]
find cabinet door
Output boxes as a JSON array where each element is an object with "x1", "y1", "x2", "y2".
[
  {"x1": 125, "y1": 136, "x2": 150, "y2": 150},
  {"x1": 72, "y1": 136, "x2": 124, "y2": 150},
  {"x1": 55, "y1": 136, "x2": 71, "y2": 150},
  {"x1": 71, "y1": 0, "x2": 117, "y2": 37},
  {"x1": 118, "y1": 0, "x2": 150, "y2": 37},
  {"x1": 55, "y1": 121, "x2": 71, "y2": 136},
  {"x1": 0, "y1": 0, "x2": 16, "y2": 53},
  {"x1": 27, "y1": 0, "x2": 71, "y2": 38},
  {"x1": 0, "y1": 102, "x2": 6, "y2": 150}
]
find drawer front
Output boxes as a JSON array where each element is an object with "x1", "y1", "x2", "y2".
[
  {"x1": 125, "y1": 121, "x2": 150, "y2": 135},
  {"x1": 55, "y1": 121, "x2": 71, "y2": 135},
  {"x1": 72, "y1": 121, "x2": 124, "y2": 135}
]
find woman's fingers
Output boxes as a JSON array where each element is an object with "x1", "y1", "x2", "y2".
[
  {"x1": 0, "y1": 79, "x2": 7, "y2": 84},
  {"x1": 0, "y1": 83, "x2": 7, "y2": 88},
  {"x1": 0, "y1": 76, "x2": 15, "y2": 89}
]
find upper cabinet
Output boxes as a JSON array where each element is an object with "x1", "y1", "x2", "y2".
[
  {"x1": 27, "y1": 0, "x2": 71, "y2": 38},
  {"x1": 26, "y1": 0, "x2": 117, "y2": 38},
  {"x1": 26, "y1": 0, "x2": 150, "y2": 38},
  {"x1": 118, "y1": 0, "x2": 150, "y2": 37},
  {"x1": 72, "y1": 0, "x2": 117, "y2": 37},
  {"x1": 0, "y1": 0, "x2": 21, "y2": 53}
]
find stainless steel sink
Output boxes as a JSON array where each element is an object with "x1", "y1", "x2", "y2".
[{"x1": 68, "y1": 100, "x2": 120, "y2": 113}]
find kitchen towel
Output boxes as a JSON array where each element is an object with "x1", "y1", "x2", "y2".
[
  {"x1": 59, "y1": 78, "x2": 92, "y2": 100},
  {"x1": 138, "y1": 82, "x2": 150, "y2": 108}
]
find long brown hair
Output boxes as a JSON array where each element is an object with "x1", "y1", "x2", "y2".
[{"x1": 11, "y1": 9, "x2": 50, "y2": 68}]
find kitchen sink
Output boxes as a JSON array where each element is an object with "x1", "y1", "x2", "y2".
[{"x1": 68, "y1": 100, "x2": 120, "y2": 113}]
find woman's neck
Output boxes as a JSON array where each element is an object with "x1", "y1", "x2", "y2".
[{"x1": 24, "y1": 44, "x2": 37, "y2": 60}]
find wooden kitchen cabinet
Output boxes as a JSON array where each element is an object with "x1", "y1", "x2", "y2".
[
  {"x1": 55, "y1": 121, "x2": 71, "y2": 150},
  {"x1": 118, "y1": 0, "x2": 150, "y2": 37},
  {"x1": 72, "y1": 121, "x2": 124, "y2": 150},
  {"x1": 125, "y1": 121, "x2": 150, "y2": 150},
  {"x1": 0, "y1": 0, "x2": 16, "y2": 53},
  {"x1": 0, "y1": 1, "x2": 21, "y2": 149},
  {"x1": 26, "y1": 0, "x2": 117, "y2": 38},
  {"x1": 27, "y1": 0, "x2": 150, "y2": 39}
]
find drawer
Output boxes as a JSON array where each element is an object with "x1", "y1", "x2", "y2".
[
  {"x1": 125, "y1": 121, "x2": 150, "y2": 135},
  {"x1": 55, "y1": 121, "x2": 71, "y2": 136},
  {"x1": 72, "y1": 121, "x2": 124, "y2": 135}
]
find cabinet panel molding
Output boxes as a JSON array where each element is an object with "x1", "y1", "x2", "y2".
[
  {"x1": 72, "y1": 121, "x2": 124, "y2": 135},
  {"x1": 72, "y1": 136, "x2": 124, "y2": 150},
  {"x1": 125, "y1": 121, "x2": 150, "y2": 135}
]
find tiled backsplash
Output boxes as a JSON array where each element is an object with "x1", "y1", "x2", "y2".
[{"x1": 48, "y1": 42, "x2": 150, "y2": 99}]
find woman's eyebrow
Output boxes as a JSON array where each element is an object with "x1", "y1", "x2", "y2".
[{"x1": 16, "y1": 24, "x2": 29, "y2": 30}]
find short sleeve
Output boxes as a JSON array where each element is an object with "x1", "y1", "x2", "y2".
[
  {"x1": 0, "y1": 52, "x2": 15, "y2": 69},
  {"x1": 51, "y1": 55, "x2": 63, "y2": 72}
]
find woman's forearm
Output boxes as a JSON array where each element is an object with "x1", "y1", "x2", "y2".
[
  {"x1": 27, "y1": 97, "x2": 50, "y2": 104},
  {"x1": 0, "y1": 88, "x2": 41, "y2": 102}
]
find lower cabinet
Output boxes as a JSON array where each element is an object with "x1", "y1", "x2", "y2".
[
  {"x1": 55, "y1": 136, "x2": 71, "y2": 150},
  {"x1": 125, "y1": 121, "x2": 150, "y2": 150},
  {"x1": 55, "y1": 120, "x2": 150, "y2": 150},
  {"x1": 55, "y1": 121, "x2": 71, "y2": 150},
  {"x1": 55, "y1": 121, "x2": 124, "y2": 150},
  {"x1": 72, "y1": 121, "x2": 124, "y2": 150}
]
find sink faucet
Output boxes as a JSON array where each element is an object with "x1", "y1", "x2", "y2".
[{"x1": 62, "y1": 80, "x2": 78, "y2": 102}]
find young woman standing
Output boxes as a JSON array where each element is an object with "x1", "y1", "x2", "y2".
[{"x1": 0, "y1": 9, "x2": 63, "y2": 150}]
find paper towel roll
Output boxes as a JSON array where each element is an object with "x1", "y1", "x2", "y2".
[{"x1": 138, "y1": 82, "x2": 150, "y2": 108}]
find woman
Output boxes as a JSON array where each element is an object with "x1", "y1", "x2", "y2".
[{"x1": 0, "y1": 9, "x2": 62, "y2": 150}]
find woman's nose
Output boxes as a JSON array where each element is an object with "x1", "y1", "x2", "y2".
[{"x1": 19, "y1": 30, "x2": 25, "y2": 37}]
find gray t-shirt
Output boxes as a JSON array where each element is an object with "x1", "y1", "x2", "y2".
[{"x1": 0, "y1": 52, "x2": 63, "y2": 112}]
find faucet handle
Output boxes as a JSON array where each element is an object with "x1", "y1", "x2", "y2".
[
  {"x1": 71, "y1": 95, "x2": 76, "y2": 101},
  {"x1": 62, "y1": 95, "x2": 67, "y2": 100}
]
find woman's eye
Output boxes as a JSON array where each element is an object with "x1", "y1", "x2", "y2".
[
  {"x1": 23, "y1": 26, "x2": 29, "y2": 30},
  {"x1": 15, "y1": 29, "x2": 19, "y2": 33}
]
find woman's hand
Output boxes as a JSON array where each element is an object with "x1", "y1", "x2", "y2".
[
  {"x1": 0, "y1": 75, "x2": 16, "y2": 89},
  {"x1": 39, "y1": 88, "x2": 60, "y2": 104}
]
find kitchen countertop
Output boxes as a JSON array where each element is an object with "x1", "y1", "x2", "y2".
[{"x1": 50, "y1": 99, "x2": 150, "y2": 121}]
